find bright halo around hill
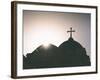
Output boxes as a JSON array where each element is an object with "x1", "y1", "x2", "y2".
[{"x1": 43, "y1": 42, "x2": 50, "y2": 48}]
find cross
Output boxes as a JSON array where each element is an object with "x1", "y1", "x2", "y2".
[{"x1": 67, "y1": 27, "x2": 75, "y2": 38}]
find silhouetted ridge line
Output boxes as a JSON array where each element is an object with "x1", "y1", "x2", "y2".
[
  {"x1": 31, "y1": 44, "x2": 58, "y2": 54},
  {"x1": 23, "y1": 28, "x2": 91, "y2": 69},
  {"x1": 59, "y1": 37, "x2": 90, "y2": 67},
  {"x1": 23, "y1": 37, "x2": 90, "y2": 69}
]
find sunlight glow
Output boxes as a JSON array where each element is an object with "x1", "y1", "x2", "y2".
[
  {"x1": 24, "y1": 11, "x2": 90, "y2": 56},
  {"x1": 43, "y1": 42, "x2": 50, "y2": 48}
]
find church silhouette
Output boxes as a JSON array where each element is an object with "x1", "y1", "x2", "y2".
[{"x1": 23, "y1": 27, "x2": 91, "y2": 69}]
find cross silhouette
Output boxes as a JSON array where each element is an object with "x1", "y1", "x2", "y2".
[{"x1": 67, "y1": 27, "x2": 75, "y2": 38}]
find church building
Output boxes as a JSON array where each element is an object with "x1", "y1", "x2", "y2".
[{"x1": 23, "y1": 27, "x2": 91, "y2": 69}]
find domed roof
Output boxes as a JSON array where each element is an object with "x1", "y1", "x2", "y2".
[
  {"x1": 59, "y1": 37, "x2": 86, "y2": 56},
  {"x1": 23, "y1": 38, "x2": 91, "y2": 69},
  {"x1": 23, "y1": 27, "x2": 91, "y2": 69},
  {"x1": 36, "y1": 44, "x2": 58, "y2": 50},
  {"x1": 59, "y1": 37, "x2": 83, "y2": 49},
  {"x1": 31, "y1": 44, "x2": 58, "y2": 57}
]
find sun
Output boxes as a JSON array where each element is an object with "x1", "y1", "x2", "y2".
[
  {"x1": 24, "y1": 26, "x2": 66, "y2": 55},
  {"x1": 43, "y1": 41, "x2": 50, "y2": 48}
]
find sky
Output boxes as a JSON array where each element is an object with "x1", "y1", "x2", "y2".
[{"x1": 23, "y1": 10, "x2": 91, "y2": 56}]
